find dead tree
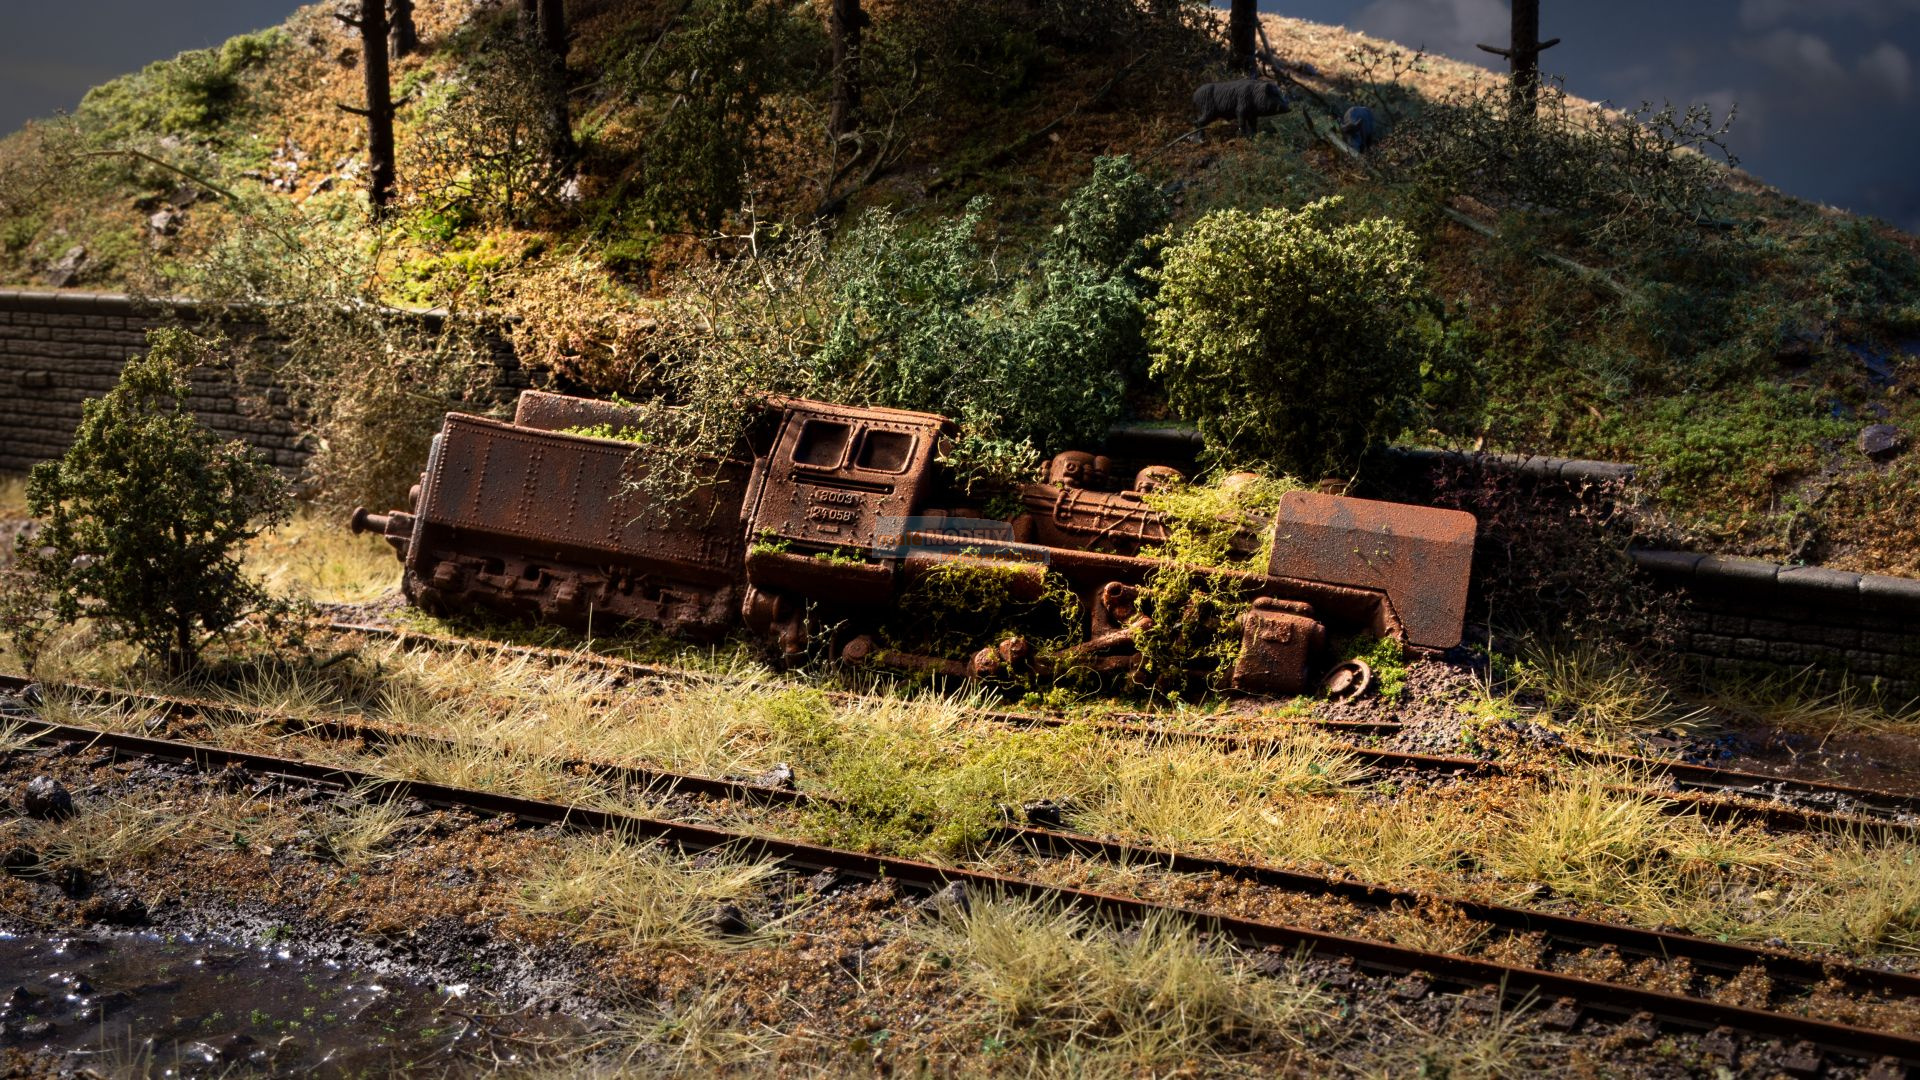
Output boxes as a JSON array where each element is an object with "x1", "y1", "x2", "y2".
[
  {"x1": 389, "y1": 0, "x2": 418, "y2": 59},
  {"x1": 1477, "y1": 0, "x2": 1559, "y2": 117},
  {"x1": 337, "y1": 0, "x2": 397, "y2": 212},
  {"x1": 828, "y1": 0, "x2": 866, "y2": 138},
  {"x1": 1229, "y1": 0, "x2": 1258, "y2": 75},
  {"x1": 534, "y1": 0, "x2": 576, "y2": 168}
]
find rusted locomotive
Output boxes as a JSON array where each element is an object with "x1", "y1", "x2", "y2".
[{"x1": 351, "y1": 391, "x2": 1476, "y2": 698}]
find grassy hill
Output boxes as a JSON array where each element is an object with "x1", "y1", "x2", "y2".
[{"x1": 2, "y1": 0, "x2": 1918, "y2": 577}]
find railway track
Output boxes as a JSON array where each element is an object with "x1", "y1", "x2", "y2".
[
  {"x1": 314, "y1": 621, "x2": 1920, "y2": 834},
  {"x1": 2, "y1": 711, "x2": 1917, "y2": 1072},
  {"x1": 8, "y1": 673, "x2": 1920, "y2": 1051}
]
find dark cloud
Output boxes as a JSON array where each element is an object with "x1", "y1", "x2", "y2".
[{"x1": 1247, "y1": 1, "x2": 1920, "y2": 232}]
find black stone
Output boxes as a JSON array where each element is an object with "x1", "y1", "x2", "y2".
[{"x1": 21, "y1": 776, "x2": 73, "y2": 821}]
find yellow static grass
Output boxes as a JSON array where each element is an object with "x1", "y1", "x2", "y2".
[
  {"x1": 243, "y1": 508, "x2": 399, "y2": 606},
  {"x1": 921, "y1": 894, "x2": 1330, "y2": 1072},
  {"x1": 514, "y1": 833, "x2": 782, "y2": 953}
]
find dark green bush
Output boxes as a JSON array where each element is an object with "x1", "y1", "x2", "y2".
[
  {"x1": 1146, "y1": 197, "x2": 1440, "y2": 479},
  {"x1": 12, "y1": 329, "x2": 290, "y2": 675}
]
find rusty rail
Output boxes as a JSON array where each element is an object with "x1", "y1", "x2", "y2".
[
  {"x1": 4, "y1": 713, "x2": 1919, "y2": 1069},
  {"x1": 12, "y1": 675, "x2": 1920, "y2": 1014}
]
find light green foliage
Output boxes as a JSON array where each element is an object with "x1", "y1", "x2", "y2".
[
  {"x1": 12, "y1": 329, "x2": 289, "y2": 674},
  {"x1": 407, "y1": 31, "x2": 570, "y2": 228},
  {"x1": 1620, "y1": 382, "x2": 1849, "y2": 518},
  {"x1": 1147, "y1": 198, "x2": 1440, "y2": 479},
  {"x1": 560, "y1": 423, "x2": 648, "y2": 444},
  {"x1": 1140, "y1": 473, "x2": 1300, "y2": 570},
  {"x1": 76, "y1": 30, "x2": 287, "y2": 146},
  {"x1": 1341, "y1": 635, "x2": 1408, "y2": 702},
  {"x1": 885, "y1": 561, "x2": 1082, "y2": 661}
]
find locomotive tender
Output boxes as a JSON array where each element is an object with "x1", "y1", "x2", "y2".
[{"x1": 352, "y1": 391, "x2": 1477, "y2": 697}]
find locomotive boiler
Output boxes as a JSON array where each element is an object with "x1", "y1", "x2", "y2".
[{"x1": 351, "y1": 391, "x2": 1476, "y2": 698}]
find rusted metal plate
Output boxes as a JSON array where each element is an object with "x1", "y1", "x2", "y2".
[
  {"x1": 421, "y1": 413, "x2": 745, "y2": 581},
  {"x1": 743, "y1": 399, "x2": 953, "y2": 552},
  {"x1": 1269, "y1": 491, "x2": 1476, "y2": 649},
  {"x1": 512, "y1": 389, "x2": 649, "y2": 434}
]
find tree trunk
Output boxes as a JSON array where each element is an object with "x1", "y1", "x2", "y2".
[
  {"x1": 536, "y1": 0, "x2": 575, "y2": 169},
  {"x1": 389, "y1": 0, "x2": 418, "y2": 60},
  {"x1": 1510, "y1": 0, "x2": 1542, "y2": 115},
  {"x1": 519, "y1": 0, "x2": 537, "y2": 28},
  {"x1": 828, "y1": 0, "x2": 865, "y2": 139},
  {"x1": 537, "y1": 0, "x2": 568, "y2": 55},
  {"x1": 1477, "y1": 0, "x2": 1558, "y2": 118},
  {"x1": 1229, "y1": 0, "x2": 1258, "y2": 76},
  {"x1": 360, "y1": 0, "x2": 396, "y2": 212}
]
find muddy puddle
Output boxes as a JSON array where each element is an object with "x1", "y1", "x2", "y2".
[{"x1": 0, "y1": 929, "x2": 567, "y2": 1076}]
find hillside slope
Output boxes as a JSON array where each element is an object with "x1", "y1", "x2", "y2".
[{"x1": 1, "y1": 0, "x2": 1917, "y2": 577}]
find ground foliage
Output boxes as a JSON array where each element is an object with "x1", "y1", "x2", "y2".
[{"x1": 6, "y1": 329, "x2": 289, "y2": 675}]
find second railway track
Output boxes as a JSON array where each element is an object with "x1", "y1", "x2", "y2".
[
  {"x1": 315, "y1": 620, "x2": 1920, "y2": 832},
  {"x1": 1, "y1": 707, "x2": 1917, "y2": 1072},
  {"x1": 6, "y1": 671, "x2": 1920, "y2": 1071}
]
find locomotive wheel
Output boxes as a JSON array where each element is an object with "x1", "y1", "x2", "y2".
[{"x1": 1321, "y1": 659, "x2": 1373, "y2": 702}]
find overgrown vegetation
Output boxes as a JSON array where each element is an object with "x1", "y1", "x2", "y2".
[{"x1": 5, "y1": 329, "x2": 289, "y2": 675}]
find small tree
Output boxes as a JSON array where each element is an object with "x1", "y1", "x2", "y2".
[
  {"x1": 1146, "y1": 198, "x2": 1439, "y2": 479},
  {"x1": 14, "y1": 329, "x2": 290, "y2": 675}
]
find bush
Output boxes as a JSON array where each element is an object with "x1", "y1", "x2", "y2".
[
  {"x1": 612, "y1": 158, "x2": 1166, "y2": 506},
  {"x1": 613, "y1": 0, "x2": 822, "y2": 232},
  {"x1": 407, "y1": 33, "x2": 571, "y2": 227},
  {"x1": 1384, "y1": 79, "x2": 1739, "y2": 260},
  {"x1": 1146, "y1": 197, "x2": 1439, "y2": 479},
  {"x1": 11, "y1": 329, "x2": 289, "y2": 675}
]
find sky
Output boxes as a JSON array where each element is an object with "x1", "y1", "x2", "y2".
[{"x1": 2, "y1": 2, "x2": 1918, "y2": 232}]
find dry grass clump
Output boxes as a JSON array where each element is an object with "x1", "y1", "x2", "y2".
[
  {"x1": 922, "y1": 894, "x2": 1330, "y2": 1073},
  {"x1": 1513, "y1": 638, "x2": 1707, "y2": 738},
  {"x1": 20, "y1": 797, "x2": 212, "y2": 872},
  {"x1": 514, "y1": 833, "x2": 781, "y2": 952},
  {"x1": 0, "y1": 474, "x2": 26, "y2": 519},
  {"x1": 1777, "y1": 830, "x2": 1920, "y2": 955},
  {"x1": 1483, "y1": 767, "x2": 1788, "y2": 931},
  {"x1": 308, "y1": 792, "x2": 413, "y2": 869},
  {"x1": 1702, "y1": 671, "x2": 1920, "y2": 737},
  {"x1": 243, "y1": 508, "x2": 399, "y2": 606}
]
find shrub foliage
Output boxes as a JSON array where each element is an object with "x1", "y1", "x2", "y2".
[
  {"x1": 1146, "y1": 198, "x2": 1438, "y2": 479},
  {"x1": 13, "y1": 329, "x2": 289, "y2": 674}
]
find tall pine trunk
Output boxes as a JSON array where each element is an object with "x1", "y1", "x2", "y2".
[
  {"x1": 389, "y1": 0, "x2": 419, "y2": 60},
  {"x1": 536, "y1": 0, "x2": 575, "y2": 169},
  {"x1": 358, "y1": 0, "x2": 396, "y2": 211}
]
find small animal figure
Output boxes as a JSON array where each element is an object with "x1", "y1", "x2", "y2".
[
  {"x1": 1340, "y1": 105, "x2": 1377, "y2": 152},
  {"x1": 1191, "y1": 79, "x2": 1289, "y2": 139}
]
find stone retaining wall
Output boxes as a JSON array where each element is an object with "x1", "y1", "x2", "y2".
[
  {"x1": 1380, "y1": 447, "x2": 1920, "y2": 697},
  {"x1": 1633, "y1": 551, "x2": 1920, "y2": 698},
  {"x1": 0, "y1": 288, "x2": 528, "y2": 476}
]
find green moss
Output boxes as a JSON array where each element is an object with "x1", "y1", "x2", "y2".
[
  {"x1": 882, "y1": 560, "x2": 1082, "y2": 663},
  {"x1": 76, "y1": 28, "x2": 287, "y2": 145},
  {"x1": 1339, "y1": 635, "x2": 1408, "y2": 702}
]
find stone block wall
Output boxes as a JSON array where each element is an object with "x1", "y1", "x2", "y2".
[
  {"x1": 1633, "y1": 551, "x2": 1920, "y2": 698},
  {"x1": 0, "y1": 288, "x2": 531, "y2": 477},
  {"x1": 1376, "y1": 446, "x2": 1920, "y2": 697}
]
